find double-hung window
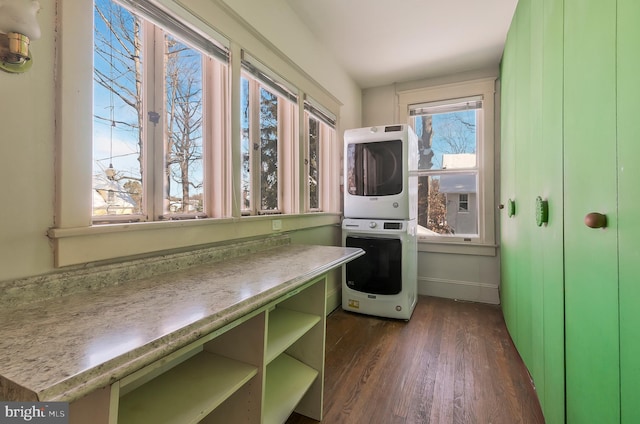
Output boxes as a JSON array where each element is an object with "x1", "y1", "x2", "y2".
[
  {"x1": 410, "y1": 97, "x2": 482, "y2": 237},
  {"x1": 398, "y1": 78, "x2": 496, "y2": 248},
  {"x1": 92, "y1": 0, "x2": 229, "y2": 222}
]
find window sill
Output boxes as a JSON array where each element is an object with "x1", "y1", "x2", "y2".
[
  {"x1": 48, "y1": 213, "x2": 341, "y2": 268},
  {"x1": 417, "y1": 239, "x2": 498, "y2": 256}
]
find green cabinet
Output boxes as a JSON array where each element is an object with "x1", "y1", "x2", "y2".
[
  {"x1": 563, "y1": 1, "x2": 619, "y2": 422},
  {"x1": 539, "y1": 1, "x2": 565, "y2": 421},
  {"x1": 499, "y1": 4, "x2": 518, "y2": 346},
  {"x1": 500, "y1": 0, "x2": 565, "y2": 421},
  {"x1": 617, "y1": 1, "x2": 640, "y2": 422},
  {"x1": 500, "y1": 0, "x2": 640, "y2": 422}
]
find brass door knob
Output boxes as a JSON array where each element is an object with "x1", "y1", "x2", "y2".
[{"x1": 584, "y1": 212, "x2": 607, "y2": 229}]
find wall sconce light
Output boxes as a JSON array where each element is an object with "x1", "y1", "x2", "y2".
[{"x1": 0, "y1": 0, "x2": 41, "y2": 74}]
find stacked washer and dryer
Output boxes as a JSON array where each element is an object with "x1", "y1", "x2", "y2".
[{"x1": 342, "y1": 124, "x2": 418, "y2": 320}]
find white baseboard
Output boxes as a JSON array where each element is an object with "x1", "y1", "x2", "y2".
[{"x1": 418, "y1": 276, "x2": 500, "y2": 305}]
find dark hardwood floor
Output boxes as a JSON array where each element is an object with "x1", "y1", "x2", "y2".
[{"x1": 286, "y1": 296, "x2": 545, "y2": 424}]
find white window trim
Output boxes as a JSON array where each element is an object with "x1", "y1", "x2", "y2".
[
  {"x1": 304, "y1": 96, "x2": 338, "y2": 213},
  {"x1": 280, "y1": 95, "x2": 299, "y2": 214},
  {"x1": 398, "y1": 78, "x2": 497, "y2": 253},
  {"x1": 309, "y1": 115, "x2": 323, "y2": 212},
  {"x1": 240, "y1": 72, "x2": 298, "y2": 216},
  {"x1": 303, "y1": 111, "x2": 333, "y2": 213}
]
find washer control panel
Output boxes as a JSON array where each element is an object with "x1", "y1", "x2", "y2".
[
  {"x1": 343, "y1": 218, "x2": 406, "y2": 232},
  {"x1": 383, "y1": 222, "x2": 403, "y2": 230}
]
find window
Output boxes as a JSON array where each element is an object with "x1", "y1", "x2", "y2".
[
  {"x1": 52, "y1": 0, "x2": 344, "y2": 267},
  {"x1": 459, "y1": 193, "x2": 469, "y2": 212},
  {"x1": 93, "y1": 0, "x2": 142, "y2": 218},
  {"x1": 398, "y1": 78, "x2": 496, "y2": 248},
  {"x1": 164, "y1": 34, "x2": 205, "y2": 215},
  {"x1": 304, "y1": 100, "x2": 336, "y2": 212},
  {"x1": 411, "y1": 97, "x2": 481, "y2": 237},
  {"x1": 240, "y1": 55, "x2": 298, "y2": 215},
  {"x1": 92, "y1": 0, "x2": 229, "y2": 222}
]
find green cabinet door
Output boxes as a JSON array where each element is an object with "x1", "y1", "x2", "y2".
[
  {"x1": 617, "y1": 0, "x2": 640, "y2": 422},
  {"x1": 527, "y1": 0, "x2": 545, "y2": 402},
  {"x1": 499, "y1": 7, "x2": 520, "y2": 344},
  {"x1": 563, "y1": 1, "x2": 620, "y2": 422},
  {"x1": 513, "y1": 0, "x2": 534, "y2": 371},
  {"x1": 539, "y1": 0, "x2": 565, "y2": 421},
  {"x1": 500, "y1": 1, "x2": 566, "y2": 421}
]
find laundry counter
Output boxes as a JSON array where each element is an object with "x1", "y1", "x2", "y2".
[{"x1": 0, "y1": 243, "x2": 362, "y2": 423}]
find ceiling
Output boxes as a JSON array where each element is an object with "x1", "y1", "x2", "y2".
[{"x1": 286, "y1": 0, "x2": 518, "y2": 89}]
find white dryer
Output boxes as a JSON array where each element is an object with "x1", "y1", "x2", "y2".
[{"x1": 344, "y1": 124, "x2": 418, "y2": 220}]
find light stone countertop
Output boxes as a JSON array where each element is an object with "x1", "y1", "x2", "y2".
[{"x1": 0, "y1": 244, "x2": 363, "y2": 403}]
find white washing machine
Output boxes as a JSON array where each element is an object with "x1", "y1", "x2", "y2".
[{"x1": 342, "y1": 218, "x2": 417, "y2": 320}]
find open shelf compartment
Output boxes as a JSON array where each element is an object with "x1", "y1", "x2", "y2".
[
  {"x1": 118, "y1": 351, "x2": 257, "y2": 424},
  {"x1": 263, "y1": 353, "x2": 319, "y2": 424},
  {"x1": 266, "y1": 307, "x2": 321, "y2": 364}
]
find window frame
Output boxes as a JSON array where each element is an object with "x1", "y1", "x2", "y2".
[
  {"x1": 411, "y1": 101, "x2": 481, "y2": 238},
  {"x1": 239, "y1": 68, "x2": 298, "y2": 216},
  {"x1": 92, "y1": 0, "x2": 231, "y2": 223},
  {"x1": 303, "y1": 97, "x2": 337, "y2": 213},
  {"x1": 51, "y1": 0, "x2": 343, "y2": 268},
  {"x1": 305, "y1": 112, "x2": 322, "y2": 212},
  {"x1": 398, "y1": 78, "x2": 497, "y2": 252}
]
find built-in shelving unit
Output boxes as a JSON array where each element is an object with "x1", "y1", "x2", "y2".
[{"x1": 113, "y1": 275, "x2": 327, "y2": 424}]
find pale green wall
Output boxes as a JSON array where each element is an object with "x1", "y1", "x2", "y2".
[{"x1": 222, "y1": 0, "x2": 362, "y2": 132}]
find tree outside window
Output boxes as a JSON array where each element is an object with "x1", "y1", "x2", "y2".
[
  {"x1": 307, "y1": 116, "x2": 320, "y2": 210},
  {"x1": 93, "y1": 0, "x2": 333, "y2": 224}
]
